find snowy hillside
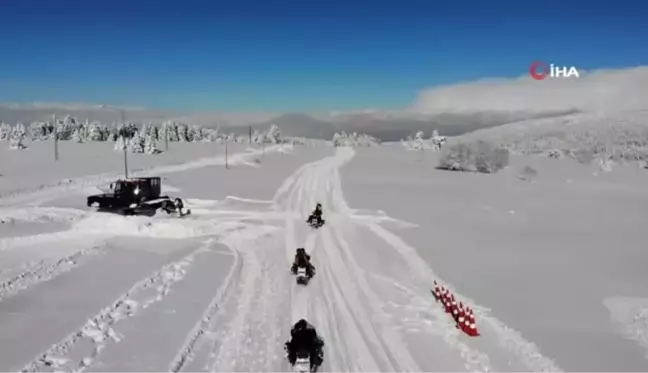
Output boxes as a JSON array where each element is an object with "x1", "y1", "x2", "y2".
[
  {"x1": 452, "y1": 110, "x2": 648, "y2": 167},
  {"x1": 1, "y1": 135, "x2": 648, "y2": 372}
]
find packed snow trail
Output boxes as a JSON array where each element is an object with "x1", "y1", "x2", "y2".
[{"x1": 179, "y1": 146, "x2": 561, "y2": 372}]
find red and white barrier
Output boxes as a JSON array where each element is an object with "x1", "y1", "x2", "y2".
[{"x1": 431, "y1": 282, "x2": 480, "y2": 337}]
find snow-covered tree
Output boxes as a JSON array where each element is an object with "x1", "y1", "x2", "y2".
[
  {"x1": 144, "y1": 133, "x2": 161, "y2": 154},
  {"x1": 0, "y1": 123, "x2": 10, "y2": 141},
  {"x1": 266, "y1": 124, "x2": 282, "y2": 144},
  {"x1": 8, "y1": 123, "x2": 27, "y2": 150},
  {"x1": 114, "y1": 135, "x2": 127, "y2": 151},
  {"x1": 332, "y1": 132, "x2": 345, "y2": 147},
  {"x1": 331, "y1": 131, "x2": 378, "y2": 147},
  {"x1": 410, "y1": 130, "x2": 430, "y2": 150},
  {"x1": 251, "y1": 129, "x2": 263, "y2": 144},
  {"x1": 430, "y1": 129, "x2": 446, "y2": 151},
  {"x1": 167, "y1": 122, "x2": 180, "y2": 142},
  {"x1": 87, "y1": 122, "x2": 103, "y2": 141},
  {"x1": 140, "y1": 123, "x2": 149, "y2": 139},
  {"x1": 72, "y1": 127, "x2": 85, "y2": 143},
  {"x1": 129, "y1": 130, "x2": 144, "y2": 153}
]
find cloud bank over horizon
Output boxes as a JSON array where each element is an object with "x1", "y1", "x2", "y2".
[
  {"x1": 2, "y1": 65, "x2": 647, "y2": 125},
  {"x1": 412, "y1": 65, "x2": 648, "y2": 114}
]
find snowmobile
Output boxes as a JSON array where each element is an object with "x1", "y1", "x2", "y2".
[
  {"x1": 295, "y1": 266, "x2": 310, "y2": 285},
  {"x1": 306, "y1": 203, "x2": 325, "y2": 229},
  {"x1": 307, "y1": 218, "x2": 324, "y2": 229},
  {"x1": 86, "y1": 177, "x2": 191, "y2": 217},
  {"x1": 293, "y1": 350, "x2": 316, "y2": 373}
]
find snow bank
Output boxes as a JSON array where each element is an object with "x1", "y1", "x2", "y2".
[{"x1": 604, "y1": 297, "x2": 648, "y2": 360}]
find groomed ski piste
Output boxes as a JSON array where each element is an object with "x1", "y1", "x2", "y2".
[{"x1": 1, "y1": 138, "x2": 648, "y2": 372}]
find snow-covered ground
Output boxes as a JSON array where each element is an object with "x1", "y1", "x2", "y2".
[
  {"x1": 342, "y1": 146, "x2": 648, "y2": 371},
  {"x1": 1, "y1": 135, "x2": 647, "y2": 372}
]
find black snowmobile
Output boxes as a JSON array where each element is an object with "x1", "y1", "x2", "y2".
[
  {"x1": 306, "y1": 203, "x2": 325, "y2": 228},
  {"x1": 285, "y1": 319, "x2": 324, "y2": 372},
  {"x1": 291, "y1": 248, "x2": 315, "y2": 285}
]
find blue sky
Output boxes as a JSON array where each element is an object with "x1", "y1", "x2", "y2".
[{"x1": 0, "y1": 0, "x2": 647, "y2": 112}]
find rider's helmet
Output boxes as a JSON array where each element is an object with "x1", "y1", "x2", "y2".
[
  {"x1": 295, "y1": 318, "x2": 308, "y2": 331},
  {"x1": 316, "y1": 203, "x2": 322, "y2": 209}
]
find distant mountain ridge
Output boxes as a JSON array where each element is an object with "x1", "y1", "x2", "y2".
[{"x1": 0, "y1": 102, "x2": 577, "y2": 141}]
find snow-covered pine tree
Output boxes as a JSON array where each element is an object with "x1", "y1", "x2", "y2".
[
  {"x1": 430, "y1": 129, "x2": 446, "y2": 151},
  {"x1": 130, "y1": 130, "x2": 144, "y2": 153},
  {"x1": 72, "y1": 127, "x2": 85, "y2": 143},
  {"x1": 114, "y1": 135, "x2": 127, "y2": 151},
  {"x1": 0, "y1": 122, "x2": 11, "y2": 141},
  {"x1": 32, "y1": 121, "x2": 50, "y2": 140},
  {"x1": 412, "y1": 130, "x2": 430, "y2": 150},
  {"x1": 177, "y1": 123, "x2": 189, "y2": 142},
  {"x1": 144, "y1": 133, "x2": 161, "y2": 154},
  {"x1": 251, "y1": 129, "x2": 262, "y2": 144},
  {"x1": 266, "y1": 124, "x2": 281, "y2": 144},
  {"x1": 8, "y1": 123, "x2": 27, "y2": 149},
  {"x1": 168, "y1": 122, "x2": 180, "y2": 142},
  {"x1": 140, "y1": 123, "x2": 149, "y2": 139},
  {"x1": 56, "y1": 118, "x2": 74, "y2": 140},
  {"x1": 87, "y1": 122, "x2": 102, "y2": 141},
  {"x1": 151, "y1": 125, "x2": 160, "y2": 141}
]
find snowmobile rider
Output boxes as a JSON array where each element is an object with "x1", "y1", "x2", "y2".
[
  {"x1": 307, "y1": 203, "x2": 324, "y2": 225},
  {"x1": 285, "y1": 318, "x2": 324, "y2": 368},
  {"x1": 292, "y1": 248, "x2": 315, "y2": 277}
]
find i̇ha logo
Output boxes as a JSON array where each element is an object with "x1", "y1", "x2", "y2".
[{"x1": 529, "y1": 61, "x2": 580, "y2": 80}]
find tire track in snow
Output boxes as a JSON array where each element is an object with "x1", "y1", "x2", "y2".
[
  {"x1": 209, "y1": 246, "x2": 263, "y2": 371},
  {"x1": 0, "y1": 230, "x2": 96, "y2": 252},
  {"x1": 0, "y1": 243, "x2": 104, "y2": 303},
  {"x1": 197, "y1": 159, "x2": 325, "y2": 372},
  {"x1": 0, "y1": 206, "x2": 88, "y2": 224},
  {"x1": 168, "y1": 243, "x2": 242, "y2": 373},
  {"x1": 309, "y1": 147, "x2": 493, "y2": 372},
  {"x1": 168, "y1": 224, "x2": 279, "y2": 372},
  {"x1": 20, "y1": 239, "x2": 216, "y2": 373},
  {"x1": 312, "y1": 150, "x2": 413, "y2": 370}
]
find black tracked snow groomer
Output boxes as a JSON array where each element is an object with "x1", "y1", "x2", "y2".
[{"x1": 86, "y1": 177, "x2": 191, "y2": 217}]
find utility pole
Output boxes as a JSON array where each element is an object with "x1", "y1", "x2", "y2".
[
  {"x1": 225, "y1": 140, "x2": 229, "y2": 169},
  {"x1": 164, "y1": 122, "x2": 169, "y2": 151},
  {"x1": 121, "y1": 110, "x2": 129, "y2": 178},
  {"x1": 249, "y1": 125, "x2": 252, "y2": 144},
  {"x1": 53, "y1": 114, "x2": 59, "y2": 161}
]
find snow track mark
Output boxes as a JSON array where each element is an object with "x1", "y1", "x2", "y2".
[
  {"x1": 21, "y1": 239, "x2": 216, "y2": 373},
  {"x1": 168, "y1": 224, "x2": 280, "y2": 372},
  {"x1": 0, "y1": 244, "x2": 103, "y2": 303}
]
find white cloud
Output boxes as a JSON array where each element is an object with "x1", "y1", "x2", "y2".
[{"x1": 412, "y1": 65, "x2": 648, "y2": 114}]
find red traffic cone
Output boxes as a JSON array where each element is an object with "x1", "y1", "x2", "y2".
[
  {"x1": 455, "y1": 302, "x2": 465, "y2": 325},
  {"x1": 444, "y1": 292, "x2": 452, "y2": 313},
  {"x1": 465, "y1": 309, "x2": 480, "y2": 337},
  {"x1": 432, "y1": 281, "x2": 441, "y2": 302},
  {"x1": 451, "y1": 295, "x2": 459, "y2": 320}
]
